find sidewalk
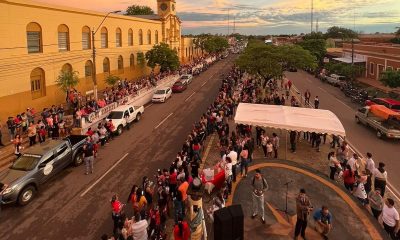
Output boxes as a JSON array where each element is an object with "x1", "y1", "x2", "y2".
[{"x1": 357, "y1": 77, "x2": 400, "y2": 95}]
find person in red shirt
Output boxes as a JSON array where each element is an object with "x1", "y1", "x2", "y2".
[
  {"x1": 343, "y1": 164, "x2": 355, "y2": 191},
  {"x1": 173, "y1": 217, "x2": 191, "y2": 240},
  {"x1": 111, "y1": 194, "x2": 124, "y2": 235},
  {"x1": 169, "y1": 168, "x2": 178, "y2": 197},
  {"x1": 86, "y1": 127, "x2": 94, "y2": 136}
]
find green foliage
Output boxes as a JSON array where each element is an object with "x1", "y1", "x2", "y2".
[
  {"x1": 236, "y1": 40, "x2": 317, "y2": 80},
  {"x1": 56, "y1": 70, "x2": 79, "y2": 93},
  {"x1": 390, "y1": 38, "x2": 400, "y2": 44},
  {"x1": 380, "y1": 70, "x2": 400, "y2": 88},
  {"x1": 137, "y1": 52, "x2": 146, "y2": 68},
  {"x1": 105, "y1": 75, "x2": 121, "y2": 86},
  {"x1": 145, "y1": 43, "x2": 180, "y2": 72},
  {"x1": 125, "y1": 5, "x2": 154, "y2": 15},
  {"x1": 203, "y1": 36, "x2": 229, "y2": 54},
  {"x1": 298, "y1": 39, "x2": 327, "y2": 65},
  {"x1": 396, "y1": 27, "x2": 400, "y2": 36},
  {"x1": 193, "y1": 34, "x2": 229, "y2": 54},
  {"x1": 303, "y1": 32, "x2": 325, "y2": 40},
  {"x1": 325, "y1": 63, "x2": 365, "y2": 80},
  {"x1": 325, "y1": 26, "x2": 358, "y2": 39}
]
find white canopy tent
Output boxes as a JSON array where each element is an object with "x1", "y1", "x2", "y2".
[{"x1": 234, "y1": 103, "x2": 346, "y2": 137}]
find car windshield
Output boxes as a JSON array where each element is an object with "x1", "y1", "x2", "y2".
[
  {"x1": 155, "y1": 90, "x2": 166, "y2": 94},
  {"x1": 391, "y1": 105, "x2": 400, "y2": 110},
  {"x1": 181, "y1": 76, "x2": 189, "y2": 79},
  {"x1": 174, "y1": 82, "x2": 183, "y2": 86},
  {"x1": 10, "y1": 154, "x2": 41, "y2": 171},
  {"x1": 107, "y1": 111, "x2": 123, "y2": 119}
]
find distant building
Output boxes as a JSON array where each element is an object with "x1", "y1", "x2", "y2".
[{"x1": 340, "y1": 43, "x2": 400, "y2": 80}]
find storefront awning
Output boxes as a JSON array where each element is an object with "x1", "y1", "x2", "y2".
[
  {"x1": 234, "y1": 103, "x2": 346, "y2": 137},
  {"x1": 333, "y1": 57, "x2": 366, "y2": 63}
]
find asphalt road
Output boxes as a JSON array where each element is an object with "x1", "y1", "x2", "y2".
[
  {"x1": 0, "y1": 55, "x2": 237, "y2": 240},
  {"x1": 286, "y1": 70, "x2": 400, "y2": 197}
]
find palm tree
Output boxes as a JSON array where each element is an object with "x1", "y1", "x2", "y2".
[{"x1": 56, "y1": 70, "x2": 79, "y2": 93}]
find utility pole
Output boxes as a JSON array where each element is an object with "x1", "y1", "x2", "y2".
[
  {"x1": 227, "y1": 9, "x2": 230, "y2": 36},
  {"x1": 91, "y1": 10, "x2": 121, "y2": 100},
  {"x1": 233, "y1": 15, "x2": 236, "y2": 34},
  {"x1": 311, "y1": 0, "x2": 314, "y2": 33}
]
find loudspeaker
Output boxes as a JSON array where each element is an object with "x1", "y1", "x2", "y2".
[
  {"x1": 228, "y1": 205, "x2": 244, "y2": 240},
  {"x1": 214, "y1": 207, "x2": 233, "y2": 240}
]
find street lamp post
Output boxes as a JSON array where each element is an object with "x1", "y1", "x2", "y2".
[{"x1": 92, "y1": 10, "x2": 121, "y2": 100}]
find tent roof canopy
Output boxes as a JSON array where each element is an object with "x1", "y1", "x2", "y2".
[{"x1": 234, "y1": 103, "x2": 346, "y2": 137}]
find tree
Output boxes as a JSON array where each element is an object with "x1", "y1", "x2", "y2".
[
  {"x1": 193, "y1": 34, "x2": 211, "y2": 53},
  {"x1": 380, "y1": 70, "x2": 400, "y2": 88},
  {"x1": 203, "y1": 36, "x2": 229, "y2": 54},
  {"x1": 236, "y1": 40, "x2": 317, "y2": 81},
  {"x1": 56, "y1": 70, "x2": 79, "y2": 93},
  {"x1": 396, "y1": 27, "x2": 400, "y2": 36},
  {"x1": 325, "y1": 26, "x2": 358, "y2": 39},
  {"x1": 298, "y1": 39, "x2": 327, "y2": 66},
  {"x1": 105, "y1": 75, "x2": 121, "y2": 86},
  {"x1": 325, "y1": 62, "x2": 365, "y2": 80},
  {"x1": 125, "y1": 5, "x2": 154, "y2": 15},
  {"x1": 302, "y1": 32, "x2": 325, "y2": 40},
  {"x1": 145, "y1": 43, "x2": 180, "y2": 72}
]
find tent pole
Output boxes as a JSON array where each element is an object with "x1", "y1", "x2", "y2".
[{"x1": 285, "y1": 130, "x2": 287, "y2": 160}]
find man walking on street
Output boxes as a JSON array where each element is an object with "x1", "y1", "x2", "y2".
[
  {"x1": 251, "y1": 169, "x2": 268, "y2": 224},
  {"x1": 272, "y1": 133, "x2": 279, "y2": 158},
  {"x1": 295, "y1": 189, "x2": 313, "y2": 240},
  {"x1": 314, "y1": 96, "x2": 320, "y2": 109},
  {"x1": 304, "y1": 90, "x2": 311, "y2": 105},
  {"x1": 83, "y1": 139, "x2": 94, "y2": 175}
]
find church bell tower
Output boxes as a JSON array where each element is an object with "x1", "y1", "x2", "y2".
[{"x1": 157, "y1": 0, "x2": 176, "y2": 17}]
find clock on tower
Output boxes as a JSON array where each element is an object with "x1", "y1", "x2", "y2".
[{"x1": 157, "y1": 0, "x2": 176, "y2": 17}]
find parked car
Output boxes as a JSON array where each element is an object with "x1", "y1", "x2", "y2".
[
  {"x1": 326, "y1": 74, "x2": 346, "y2": 87},
  {"x1": 152, "y1": 87, "x2": 172, "y2": 103},
  {"x1": 288, "y1": 66, "x2": 297, "y2": 72},
  {"x1": 106, "y1": 104, "x2": 144, "y2": 135},
  {"x1": 365, "y1": 98, "x2": 400, "y2": 112},
  {"x1": 355, "y1": 106, "x2": 400, "y2": 139},
  {"x1": 171, "y1": 81, "x2": 187, "y2": 93},
  {"x1": 0, "y1": 135, "x2": 87, "y2": 205},
  {"x1": 180, "y1": 74, "x2": 193, "y2": 85}
]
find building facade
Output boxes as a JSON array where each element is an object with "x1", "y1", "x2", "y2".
[
  {"x1": 0, "y1": 0, "x2": 200, "y2": 120},
  {"x1": 342, "y1": 43, "x2": 400, "y2": 81}
]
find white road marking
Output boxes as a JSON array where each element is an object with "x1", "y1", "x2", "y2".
[
  {"x1": 318, "y1": 86, "x2": 328, "y2": 93},
  {"x1": 185, "y1": 91, "x2": 196, "y2": 102},
  {"x1": 154, "y1": 112, "x2": 173, "y2": 129},
  {"x1": 145, "y1": 103, "x2": 153, "y2": 109},
  {"x1": 201, "y1": 81, "x2": 208, "y2": 87},
  {"x1": 80, "y1": 153, "x2": 129, "y2": 197}
]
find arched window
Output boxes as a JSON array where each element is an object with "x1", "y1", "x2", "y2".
[
  {"x1": 138, "y1": 29, "x2": 143, "y2": 45},
  {"x1": 62, "y1": 63, "x2": 73, "y2": 73},
  {"x1": 101, "y1": 27, "x2": 108, "y2": 48},
  {"x1": 118, "y1": 55, "x2": 124, "y2": 73},
  {"x1": 130, "y1": 54, "x2": 135, "y2": 68},
  {"x1": 85, "y1": 60, "x2": 93, "y2": 78},
  {"x1": 116, "y1": 28, "x2": 122, "y2": 47},
  {"x1": 155, "y1": 30, "x2": 159, "y2": 44},
  {"x1": 26, "y1": 22, "x2": 42, "y2": 53},
  {"x1": 30, "y1": 68, "x2": 46, "y2": 99},
  {"x1": 128, "y1": 29, "x2": 133, "y2": 46},
  {"x1": 82, "y1": 26, "x2": 91, "y2": 50},
  {"x1": 103, "y1": 57, "x2": 110, "y2": 74},
  {"x1": 58, "y1": 24, "x2": 70, "y2": 51},
  {"x1": 147, "y1": 30, "x2": 151, "y2": 44}
]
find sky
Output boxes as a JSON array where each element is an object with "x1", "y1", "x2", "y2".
[{"x1": 36, "y1": 0, "x2": 400, "y2": 35}]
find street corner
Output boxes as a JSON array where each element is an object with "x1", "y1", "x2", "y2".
[{"x1": 230, "y1": 162, "x2": 385, "y2": 240}]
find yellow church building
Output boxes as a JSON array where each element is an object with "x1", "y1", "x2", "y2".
[{"x1": 0, "y1": 0, "x2": 200, "y2": 120}]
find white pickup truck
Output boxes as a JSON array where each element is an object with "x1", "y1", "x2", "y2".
[{"x1": 106, "y1": 104, "x2": 144, "y2": 135}]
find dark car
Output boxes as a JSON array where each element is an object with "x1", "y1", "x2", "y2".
[
  {"x1": 0, "y1": 135, "x2": 86, "y2": 205},
  {"x1": 171, "y1": 81, "x2": 187, "y2": 93},
  {"x1": 289, "y1": 66, "x2": 297, "y2": 72}
]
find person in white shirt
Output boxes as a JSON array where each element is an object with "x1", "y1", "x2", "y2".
[
  {"x1": 225, "y1": 157, "x2": 233, "y2": 193},
  {"x1": 131, "y1": 213, "x2": 149, "y2": 240},
  {"x1": 352, "y1": 175, "x2": 368, "y2": 205},
  {"x1": 381, "y1": 198, "x2": 399, "y2": 239},
  {"x1": 373, "y1": 162, "x2": 388, "y2": 197},
  {"x1": 227, "y1": 146, "x2": 238, "y2": 182},
  {"x1": 365, "y1": 152, "x2": 375, "y2": 194},
  {"x1": 260, "y1": 132, "x2": 269, "y2": 157},
  {"x1": 347, "y1": 153, "x2": 359, "y2": 173}
]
